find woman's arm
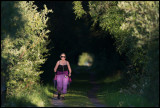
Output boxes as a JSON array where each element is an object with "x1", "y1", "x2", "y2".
[
  {"x1": 54, "y1": 61, "x2": 59, "y2": 72},
  {"x1": 67, "y1": 61, "x2": 72, "y2": 73}
]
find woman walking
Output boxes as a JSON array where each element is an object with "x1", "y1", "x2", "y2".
[{"x1": 54, "y1": 53, "x2": 72, "y2": 100}]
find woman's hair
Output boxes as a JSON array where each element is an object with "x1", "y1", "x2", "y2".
[{"x1": 60, "y1": 53, "x2": 66, "y2": 58}]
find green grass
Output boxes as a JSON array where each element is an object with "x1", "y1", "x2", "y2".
[
  {"x1": 4, "y1": 65, "x2": 155, "y2": 107},
  {"x1": 4, "y1": 84, "x2": 53, "y2": 107},
  {"x1": 49, "y1": 65, "x2": 95, "y2": 107},
  {"x1": 16, "y1": 65, "x2": 93, "y2": 107},
  {"x1": 52, "y1": 65, "x2": 95, "y2": 107},
  {"x1": 96, "y1": 72, "x2": 154, "y2": 107},
  {"x1": 4, "y1": 65, "x2": 94, "y2": 107},
  {"x1": 42, "y1": 78, "x2": 95, "y2": 107},
  {"x1": 97, "y1": 89, "x2": 152, "y2": 107},
  {"x1": 62, "y1": 79, "x2": 94, "y2": 107}
]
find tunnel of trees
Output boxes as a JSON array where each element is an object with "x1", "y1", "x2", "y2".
[
  {"x1": 1, "y1": 1, "x2": 159, "y2": 107},
  {"x1": 33, "y1": 1, "x2": 124, "y2": 83}
]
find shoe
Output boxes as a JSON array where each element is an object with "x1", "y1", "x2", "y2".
[
  {"x1": 57, "y1": 93, "x2": 61, "y2": 99},
  {"x1": 61, "y1": 97, "x2": 65, "y2": 100}
]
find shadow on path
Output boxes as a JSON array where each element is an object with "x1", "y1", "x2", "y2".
[
  {"x1": 87, "y1": 71, "x2": 107, "y2": 107},
  {"x1": 50, "y1": 68, "x2": 107, "y2": 107},
  {"x1": 51, "y1": 91, "x2": 67, "y2": 107}
]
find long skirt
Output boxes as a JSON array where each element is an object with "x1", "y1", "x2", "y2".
[{"x1": 54, "y1": 71, "x2": 72, "y2": 94}]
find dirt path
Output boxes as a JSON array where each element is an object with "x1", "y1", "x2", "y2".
[
  {"x1": 51, "y1": 91, "x2": 67, "y2": 107},
  {"x1": 50, "y1": 69, "x2": 106, "y2": 107},
  {"x1": 87, "y1": 71, "x2": 106, "y2": 107}
]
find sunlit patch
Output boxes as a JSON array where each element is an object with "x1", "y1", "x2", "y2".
[
  {"x1": 37, "y1": 101, "x2": 44, "y2": 107},
  {"x1": 44, "y1": 85, "x2": 53, "y2": 98},
  {"x1": 78, "y1": 52, "x2": 94, "y2": 66},
  {"x1": 64, "y1": 94, "x2": 94, "y2": 107},
  {"x1": 103, "y1": 71, "x2": 121, "y2": 83},
  {"x1": 97, "y1": 70, "x2": 122, "y2": 83}
]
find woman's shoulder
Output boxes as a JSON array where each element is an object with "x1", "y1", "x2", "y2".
[{"x1": 66, "y1": 60, "x2": 69, "y2": 63}]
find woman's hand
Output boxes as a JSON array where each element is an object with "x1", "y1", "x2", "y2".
[{"x1": 69, "y1": 73, "x2": 71, "y2": 77}]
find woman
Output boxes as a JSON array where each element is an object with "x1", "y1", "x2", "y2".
[{"x1": 54, "y1": 53, "x2": 72, "y2": 100}]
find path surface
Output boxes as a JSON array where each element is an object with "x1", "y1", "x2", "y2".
[
  {"x1": 51, "y1": 91, "x2": 67, "y2": 107},
  {"x1": 87, "y1": 71, "x2": 106, "y2": 107},
  {"x1": 51, "y1": 69, "x2": 106, "y2": 107}
]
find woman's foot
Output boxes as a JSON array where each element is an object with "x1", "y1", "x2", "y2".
[
  {"x1": 61, "y1": 97, "x2": 65, "y2": 100},
  {"x1": 57, "y1": 93, "x2": 61, "y2": 99}
]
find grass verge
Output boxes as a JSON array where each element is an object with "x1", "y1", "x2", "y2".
[
  {"x1": 96, "y1": 72, "x2": 154, "y2": 107},
  {"x1": 62, "y1": 79, "x2": 94, "y2": 107},
  {"x1": 4, "y1": 83, "x2": 53, "y2": 107}
]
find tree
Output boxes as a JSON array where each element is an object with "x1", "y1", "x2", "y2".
[
  {"x1": 73, "y1": 1, "x2": 159, "y2": 106},
  {"x1": 1, "y1": 1, "x2": 53, "y2": 96}
]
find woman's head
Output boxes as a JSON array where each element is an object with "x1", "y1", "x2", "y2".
[{"x1": 60, "y1": 53, "x2": 66, "y2": 60}]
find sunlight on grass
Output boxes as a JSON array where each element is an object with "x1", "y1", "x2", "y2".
[
  {"x1": 44, "y1": 84, "x2": 54, "y2": 98},
  {"x1": 97, "y1": 70, "x2": 122, "y2": 83},
  {"x1": 5, "y1": 84, "x2": 53, "y2": 107},
  {"x1": 65, "y1": 93, "x2": 88, "y2": 98},
  {"x1": 29, "y1": 96, "x2": 44, "y2": 107},
  {"x1": 61, "y1": 75, "x2": 94, "y2": 107},
  {"x1": 103, "y1": 71, "x2": 121, "y2": 83},
  {"x1": 64, "y1": 93, "x2": 94, "y2": 107}
]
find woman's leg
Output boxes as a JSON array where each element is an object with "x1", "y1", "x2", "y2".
[
  {"x1": 57, "y1": 75, "x2": 63, "y2": 94},
  {"x1": 62, "y1": 75, "x2": 69, "y2": 97}
]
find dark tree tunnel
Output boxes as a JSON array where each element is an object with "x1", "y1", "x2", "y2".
[
  {"x1": 34, "y1": 1, "x2": 125, "y2": 84},
  {"x1": 1, "y1": 1, "x2": 158, "y2": 107}
]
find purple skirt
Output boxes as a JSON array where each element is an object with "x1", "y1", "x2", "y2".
[{"x1": 54, "y1": 71, "x2": 72, "y2": 82}]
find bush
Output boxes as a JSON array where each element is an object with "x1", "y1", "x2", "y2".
[{"x1": 1, "y1": 1, "x2": 53, "y2": 103}]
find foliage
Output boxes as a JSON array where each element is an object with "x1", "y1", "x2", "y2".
[
  {"x1": 88, "y1": 1, "x2": 124, "y2": 35},
  {"x1": 72, "y1": 1, "x2": 87, "y2": 20},
  {"x1": 1, "y1": 1, "x2": 53, "y2": 98},
  {"x1": 78, "y1": 52, "x2": 94, "y2": 66},
  {"x1": 118, "y1": 1, "x2": 159, "y2": 105},
  {"x1": 97, "y1": 81, "x2": 153, "y2": 107},
  {"x1": 5, "y1": 83, "x2": 52, "y2": 107},
  {"x1": 72, "y1": 1, "x2": 159, "y2": 106}
]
